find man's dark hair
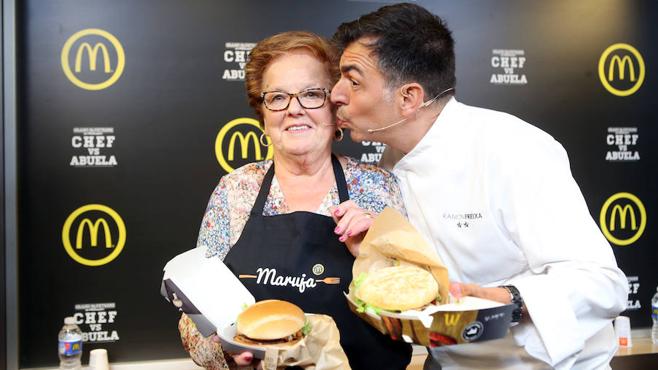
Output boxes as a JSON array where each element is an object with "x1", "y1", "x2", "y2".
[{"x1": 332, "y1": 3, "x2": 455, "y2": 98}]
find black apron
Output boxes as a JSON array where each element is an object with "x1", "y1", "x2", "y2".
[{"x1": 224, "y1": 155, "x2": 411, "y2": 370}]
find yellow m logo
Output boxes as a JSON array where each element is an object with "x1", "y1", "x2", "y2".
[
  {"x1": 607, "y1": 55, "x2": 635, "y2": 82},
  {"x1": 228, "y1": 131, "x2": 262, "y2": 161},
  {"x1": 444, "y1": 313, "x2": 462, "y2": 326},
  {"x1": 61, "y1": 28, "x2": 125, "y2": 90},
  {"x1": 608, "y1": 204, "x2": 637, "y2": 231},
  {"x1": 599, "y1": 192, "x2": 646, "y2": 246},
  {"x1": 76, "y1": 218, "x2": 113, "y2": 249},
  {"x1": 62, "y1": 204, "x2": 126, "y2": 266},
  {"x1": 75, "y1": 42, "x2": 112, "y2": 73},
  {"x1": 215, "y1": 118, "x2": 273, "y2": 173},
  {"x1": 598, "y1": 43, "x2": 644, "y2": 97}
]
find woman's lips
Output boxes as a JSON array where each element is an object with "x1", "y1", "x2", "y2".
[{"x1": 335, "y1": 117, "x2": 349, "y2": 128}]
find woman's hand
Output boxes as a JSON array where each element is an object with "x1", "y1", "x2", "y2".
[
  {"x1": 330, "y1": 200, "x2": 376, "y2": 257},
  {"x1": 231, "y1": 352, "x2": 256, "y2": 368},
  {"x1": 212, "y1": 335, "x2": 259, "y2": 369}
]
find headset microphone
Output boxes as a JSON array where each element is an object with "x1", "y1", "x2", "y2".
[
  {"x1": 366, "y1": 87, "x2": 454, "y2": 134},
  {"x1": 366, "y1": 117, "x2": 409, "y2": 133}
]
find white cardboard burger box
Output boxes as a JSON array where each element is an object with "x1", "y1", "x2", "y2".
[{"x1": 160, "y1": 248, "x2": 267, "y2": 358}]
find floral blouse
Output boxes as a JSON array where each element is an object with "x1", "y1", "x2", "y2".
[{"x1": 179, "y1": 156, "x2": 405, "y2": 369}]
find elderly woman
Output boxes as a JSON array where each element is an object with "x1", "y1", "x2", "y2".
[{"x1": 178, "y1": 31, "x2": 411, "y2": 370}]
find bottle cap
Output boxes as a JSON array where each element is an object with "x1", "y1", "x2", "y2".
[{"x1": 64, "y1": 317, "x2": 76, "y2": 325}]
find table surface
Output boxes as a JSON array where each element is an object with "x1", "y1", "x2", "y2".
[
  {"x1": 406, "y1": 331, "x2": 657, "y2": 370},
  {"x1": 615, "y1": 336, "x2": 658, "y2": 357},
  {"x1": 21, "y1": 331, "x2": 658, "y2": 370}
]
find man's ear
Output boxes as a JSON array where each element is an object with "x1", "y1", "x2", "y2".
[{"x1": 398, "y1": 83, "x2": 425, "y2": 115}]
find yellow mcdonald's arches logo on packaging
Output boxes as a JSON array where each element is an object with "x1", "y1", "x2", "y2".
[
  {"x1": 598, "y1": 43, "x2": 645, "y2": 97},
  {"x1": 215, "y1": 117, "x2": 273, "y2": 173},
  {"x1": 61, "y1": 28, "x2": 125, "y2": 90},
  {"x1": 443, "y1": 312, "x2": 462, "y2": 326},
  {"x1": 62, "y1": 204, "x2": 126, "y2": 266},
  {"x1": 599, "y1": 192, "x2": 646, "y2": 246}
]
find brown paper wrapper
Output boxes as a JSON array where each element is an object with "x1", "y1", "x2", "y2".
[
  {"x1": 261, "y1": 314, "x2": 350, "y2": 370},
  {"x1": 353, "y1": 207, "x2": 449, "y2": 304}
]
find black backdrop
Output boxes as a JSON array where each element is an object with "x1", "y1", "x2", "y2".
[{"x1": 16, "y1": 0, "x2": 656, "y2": 366}]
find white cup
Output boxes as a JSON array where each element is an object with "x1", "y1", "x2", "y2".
[
  {"x1": 89, "y1": 348, "x2": 110, "y2": 370},
  {"x1": 614, "y1": 316, "x2": 632, "y2": 347}
]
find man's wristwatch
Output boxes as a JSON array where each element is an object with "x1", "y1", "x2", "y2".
[{"x1": 501, "y1": 285, "x2": 524, "y2": 323}]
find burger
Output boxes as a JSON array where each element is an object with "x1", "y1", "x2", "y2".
[
  {"x1": 352, "y1": 264, "x2": 440, "y2": 313},
  {"x1": 234, "y1": 299, "x2": 310, "y2": 346}
]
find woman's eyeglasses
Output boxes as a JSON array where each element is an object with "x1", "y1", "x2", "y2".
[{"x1": 261, "y1": 88, "x2": 330, "y2": 111}]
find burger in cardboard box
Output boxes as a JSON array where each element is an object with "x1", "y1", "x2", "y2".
[
  {"x1": 161, "y1": 248, "x2": 350, "y2": 369},
  {"x1": 346, "y1": 208, "x2": 515, "y2": 347},
  {"x1": 218, "y1": 300, "x2": 350, "y2": 370}
]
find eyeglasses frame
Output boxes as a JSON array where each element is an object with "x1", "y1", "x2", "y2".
[{"x1": 260, "y1": 87, "x2": 331, "y2": 112}]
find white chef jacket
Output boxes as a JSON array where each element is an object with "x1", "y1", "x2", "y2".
[{"x1": 381, "y1": 98, "x2": 628, "y2": 370}]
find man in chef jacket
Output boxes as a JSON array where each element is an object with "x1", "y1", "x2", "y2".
[{"x1": 329, "y1": 3, "x2": 628, "y2": 370}]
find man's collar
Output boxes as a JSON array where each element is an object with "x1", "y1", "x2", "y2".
[{"x1": 384, "y1": 96, "x2": 459, "y2": 170}]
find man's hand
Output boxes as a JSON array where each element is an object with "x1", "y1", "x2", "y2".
[
  {"x1": 330, "y1": 200, "x2": 376, "y2": 257},
  {"x1": 450, "y1": 282, "x2": 529, "y2": 323},
  {"x1": 449, "y1": 282, "x2": 512, "y2": 305}
]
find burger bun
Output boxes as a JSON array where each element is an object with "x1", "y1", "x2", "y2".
[
  {"x1": 236, "y1": 299, "x2": 305, "y2": 340},
  {"x1": 355, "y1": 265, "x2": 439, "y2": 311}
]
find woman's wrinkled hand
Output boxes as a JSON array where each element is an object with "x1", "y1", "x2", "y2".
[
  {"x1": 330, "y1": 200, "x2": 376, "y2": 257},
  {"x1": 231, "y1": 352, "x2": 253, "y2": 367},
  {"x1": 212, "y1": 334, "x2": 260, "y2": 369}
]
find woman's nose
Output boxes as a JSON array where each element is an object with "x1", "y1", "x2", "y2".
[{"x1": 286, "y1": 96, "x2": 304, "y2": 115}]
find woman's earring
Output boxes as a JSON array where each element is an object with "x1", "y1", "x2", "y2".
[
  {"x1": 334, "y1": 127, "x2": 344, "y2": 142},
  {"x1": 259, "y1": 132, "x2": 271, "y2": 147}
]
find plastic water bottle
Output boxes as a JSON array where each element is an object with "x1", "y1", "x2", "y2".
[
  {"x1": 58, "y1": 317, "x2": 83, "y2": 369},
  {"x1": 651, "y1": 287, "x2": 658, "y2": 344}
]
